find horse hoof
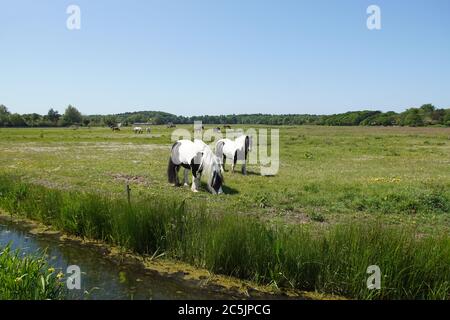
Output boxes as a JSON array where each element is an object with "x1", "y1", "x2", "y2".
[{"x1": 192, "y1": 189, "x2": 199, "y2": 193}]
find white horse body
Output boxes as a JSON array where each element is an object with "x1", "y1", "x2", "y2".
[
  {"x1": 221, "y1": 137, "x2": 245, "y2": 159},
  {"x1": 168, "y1": 139, "x2": 224, "y2": 194},
  {"x1": 215, "y1": 135, "x2": 251, "y2": 175},
  {"x1": 172, "y1": 139, "x2": 204, "y2": 166}
]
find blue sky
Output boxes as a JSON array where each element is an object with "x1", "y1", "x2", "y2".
[{"x1": 1, "y1": 0, "x2": 449, "y2": 116}]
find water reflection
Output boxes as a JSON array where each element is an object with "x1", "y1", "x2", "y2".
[{"x1": 0, "y1": 219, "x2": 236, "y2": 300}]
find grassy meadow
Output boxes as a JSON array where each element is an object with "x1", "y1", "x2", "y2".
[
  {"x1": 1, "y1": 125, "x2": 449, "y2": 231},
  {"x1": 0, "y1": 125, "x2": 449, "y2": 299}
]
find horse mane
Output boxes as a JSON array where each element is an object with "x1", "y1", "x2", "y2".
[{"x1": 200, "y1": 146, "x2": 224, "y2": 186}]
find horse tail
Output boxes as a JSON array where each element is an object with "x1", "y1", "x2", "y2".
[
  {"x1": 215, "y1": 140, "x2": 225, "y2": 164},
  {"x1": 168, "y1": 142, "x2": 180, "y2": 184}
]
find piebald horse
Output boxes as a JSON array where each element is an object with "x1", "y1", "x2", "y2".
[
  {"x1": 133, "y1": 127, "x2": 143, "y2": 134},
  {"x1": 168, "y1": 139, "x2": 224, "y2": 194},
  {"x1": 215, "y1": 135, "x2": 252, "y2": 175}
]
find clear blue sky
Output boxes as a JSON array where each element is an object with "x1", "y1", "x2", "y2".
[{"x1": 1, "y1": 0, "x2": 449, "y2": 116}]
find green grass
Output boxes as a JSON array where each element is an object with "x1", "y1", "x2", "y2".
[
  {"x1": 1, "y1": 174, "x2": 449, "y2": 299},
  {"x1": 0, "y1": 125, "x2": 449, "y2": 299},
  {"x1": 0, "y1": 125, "x2": 449, "y2": 234},
  {"x1": 0, "y1": 244, "x2": 64, "y2": 300}
]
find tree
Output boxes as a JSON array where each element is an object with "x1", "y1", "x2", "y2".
[
  {"x1": 403, "y1": 109, "x2": 424, "y2": 127},
  {"x1": 47, "y1": 108, "x2": 61, "y2": 124},
  {"x1": 102, "y1": 115, "x2": 117, "y2": 127},
  {"x1": 0, "y1": 105, "x2": 10, "y2": 126},
  {"x1": 21, "y1": 113, "x2": 43, "y2": 127},
  {"x1": 63, "y1": 105, "x2": 82, "y2": 126},
  {"x1": 419, "y1": 104, "x2": 435, "y2": 114},
  {"x1": 8, "y1": 114, "x2": 27, "y2": 127},
  {"x1": 418, "y1": 104, "x2": 435, "y2": 125},
  {"x1": 444, "y1": 109, "x2": 450, "y2": 127},
  {"x1": 0, "y1": 105, "x2": 9, "y2": 115},
  {"x1": 82, "y1": 117, "x2": 91, "y2": 127},
  {"x1": 151, "y1": 115, "x2": 163, "y2": 125}
]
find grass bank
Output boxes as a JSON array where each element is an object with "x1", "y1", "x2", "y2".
[
  {"x1": 0, "y1": 174, "x2": 449, "y2": 300},
  {"x1": 0, "y1": 244, "x2": 64, "y2": 300}
]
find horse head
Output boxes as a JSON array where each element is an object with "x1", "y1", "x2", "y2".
[{"x1": 203, "y1": 152, "x2": 224, "y2": 195}]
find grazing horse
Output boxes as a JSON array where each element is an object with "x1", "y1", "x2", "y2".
[
  {"x1": 215, "y1": 135, "x2": 252, "y2": 175},
  {"x1": 168, "y1": 139, "x2": 224, "y2": 194},
  {"x1": 111, "y1": 126, "x2": 120, "y2": 132},
  {"x1": 133, "y1": 127, "x2": 143, "y2": 134}
]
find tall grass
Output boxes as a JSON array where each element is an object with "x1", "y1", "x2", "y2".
[
  {"x1": 0, "y1": 174, "x2": 449, "y2": 299},
  {"x1": 0, "y1": 245, "x2": 64, "y2": 300}
]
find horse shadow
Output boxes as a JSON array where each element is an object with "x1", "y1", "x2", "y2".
[
  {"x1": 243, "y1": 170, "x2": 260, "y2": 176},
  {"x1": 223, "y1": 169, "x2": 260, "y2": 177},
  {"x1": 222, "y1": 185, "x2": 239, "y2": 195},
  {"x1": 198, "y1": 182, "x2": 240, "y2": 195}
]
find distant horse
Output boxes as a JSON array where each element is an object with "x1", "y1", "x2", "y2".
[
  {"x1": 223, "y1": 125, "x2": 232, "y2": 129},
  {"x1": 168, "y1": 139, "x2": 224, "y2": 194},
  {"x1": 215, "y1": 135, "x2": 252, "y2": 175},
  {"x1": 133, "y1": 127, "x2": 143, "y2": 134},
  {"x1": 111, "y1": 126, "x2": 120, "y2": 132},
  {"x1": 146, "y1": 127, "x2": 151, "y2": 133},
  {"x1": 167, "y1": 123, "x2": 176, "y2": 128}
]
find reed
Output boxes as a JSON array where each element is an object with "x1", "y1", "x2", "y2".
[{"x1": 0, "y1": 244, "x2": 64, "y2": 300}]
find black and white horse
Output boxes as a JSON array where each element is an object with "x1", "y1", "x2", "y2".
[
  {"x1": 168, "y1": 139, "x2": 224, "y2": 194},
  {"x1": 133, "y1": 127, "x2": 143, "y2": 134},
  {"x1": 215, "y1": 135, "x2": 252, "y2": 175}
]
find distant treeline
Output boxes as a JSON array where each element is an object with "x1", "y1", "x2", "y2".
[{"x1": 1, "y1": 104, "x2": 449, "y2": 128}]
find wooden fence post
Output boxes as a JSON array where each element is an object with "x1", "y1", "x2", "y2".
[{"x1": 126, "y1": 183, "x2": 131, "y2": 205}]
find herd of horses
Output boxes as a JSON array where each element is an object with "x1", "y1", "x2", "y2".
[
  {"x1": 168, "y1": 134, "x2": 251, "y2": 195},
  {"x1": 108, "y1": 123, "x2": 246, "y2": 195},
  {"x1": 110, "y1": 124, "x2": 232, "y2": 134},
  {"x1": 132, "y1": 127, "x2": 152, "y2": 134}
]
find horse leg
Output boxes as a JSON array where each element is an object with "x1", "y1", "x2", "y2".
[
  {"x1": 183, "y1": 168, "x2": 189, "y2": 186},
  {"x1": 191, "y1": 169, "x2": 202, "y2": 192},
  {"x1": 241, "y1": 151, "x2": 248, "y2": 175},
  {"x1": 242, "y1": 162, "x2": 247, "y2": 175},
  {"x1": 174, "y1": 166, "x2": 180, "y2": 186},
  {"x1": 232, "y1": 152, "x2": 237, "y2": 173},
  {"x1": 191, "y1": 174, "x2": 200, "y2": 192},
  {"x1": 222, "y1": 156, "x2": 227, "y2": 172}
]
